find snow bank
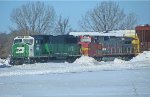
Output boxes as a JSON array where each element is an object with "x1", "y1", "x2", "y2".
[
  {"x1": 113, "y1": 51, "x2": 150, "y2": 64},
  {"x1": 0, "y1": 58, "x2": 10, "y2": 68},
  {"x1": 0, "y1": 51, "x2": 150, "y2": 77},
  {"x1": 73, "y1": 55, "x2": 99, "y2": 65},
  {"x1": 130, "y1": 51, "x2": 150, "y2": 62},
  {"x1": 113, "y1": 58, "x2": 126, "y2": 64}
]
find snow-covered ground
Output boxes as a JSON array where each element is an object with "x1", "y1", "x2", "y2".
[
  {"x1": 0, "y1": 51, "x2": 150, "y2": 77},
  {"x1": 0, "y1": 51, "x2": 150, "y2": 97}
]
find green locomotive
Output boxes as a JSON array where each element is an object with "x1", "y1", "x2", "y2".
[{"x1": 10, "y1": 35, "x2": 81, "y2": 65}]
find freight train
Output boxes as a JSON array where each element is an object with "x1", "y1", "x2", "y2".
[{"x1": 10, "y1": 33, "x2": 138, "y2": 65}]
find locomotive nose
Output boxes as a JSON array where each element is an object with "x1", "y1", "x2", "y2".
[
  {"x1": 16, "y1": 47, "x2": 25, "y2": 53},
  {"x1": 15, "y1": 44, "x2": 25, "y2": 53},
  {"x1": 12, "y1": 43, "x2": 29, "y2": 58}
]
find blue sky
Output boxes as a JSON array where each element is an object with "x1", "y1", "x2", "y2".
[{"x1": 0, "y1": 1, "x2": 150, "y2": 33}]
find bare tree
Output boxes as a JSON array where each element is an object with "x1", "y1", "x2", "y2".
[
  {"x1": 0, "y1": 33, "x2": 9, "y2": 58},
  {"x1": 54, "y1": 15, "x2": 72, "y2": 35},
  {"x1": 0, "y1": 29, "x2": 31, "y2": 58},
  {"x1": 11, "y1": 1, "x2": 56, "y2": 35},
  {"x1": 119, "y1": 13, "x2": 137, "y2": 30},
  {"x1": 80, "y1": 1, "x2": 137, "y2": 32}
]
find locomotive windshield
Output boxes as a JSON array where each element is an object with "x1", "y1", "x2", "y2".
[
  {"x1": 23, "y1": 39, "x2": 33, "y2": 45},
  {"x1": 14, "y1": 39, "x2": 22, "y2": 44},
  {"x1": 80, "y1": 36, "x2": 91, "y2": 42},
  {"x1": 13, "y1": 39, "x2": 33, "y2": 45}
]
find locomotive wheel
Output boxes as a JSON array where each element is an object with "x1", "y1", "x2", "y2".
[
  {"x1": 94, "y1": 57, "x2": 102, "y2": 61},
  {"x1": 14, "y1": 60, "x2": 23, "y2": 65},
  {"x1": 66, "y1": 57, "x2": 76, "y2": 63}
]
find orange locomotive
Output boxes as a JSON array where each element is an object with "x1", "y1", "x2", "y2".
[{"x1": 79, "y1": 35, "x2": 102, "y2": 57}]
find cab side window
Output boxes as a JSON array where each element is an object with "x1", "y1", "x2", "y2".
[{"x1": 35, "y1": 39, "x2": 43, "y2": 44}]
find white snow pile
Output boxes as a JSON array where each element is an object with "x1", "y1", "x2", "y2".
[
  {"x1": 0, "y1": 58, "x2": 10, "y2": 67},
  {"x1": 113, "y1": 58, "x2": 126, "y2": 64},
  {"x1": 73, "y1": 55, "x2": 99, "y2": 65},
  {"x1": 113, "y1": 51, "x2": 150, "y2": 63},
  {"x1": 130, "y1": 51, "x2": 150, "y2": 62}
]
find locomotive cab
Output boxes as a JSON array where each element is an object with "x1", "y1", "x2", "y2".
[{"x1": 10, "y1": 36, "x2": 34, "y2": 65}]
